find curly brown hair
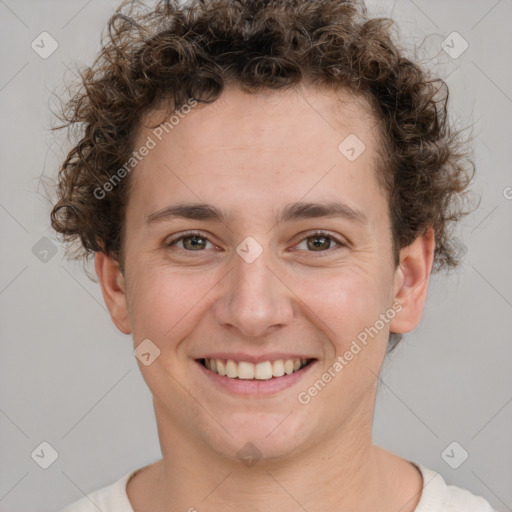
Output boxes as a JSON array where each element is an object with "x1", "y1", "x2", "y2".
[{"x1": 50, "y1": 0, "x2": 476, "y2": 348}]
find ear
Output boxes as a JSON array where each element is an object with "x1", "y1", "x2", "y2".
[
  {"x1": 389, "y1": 227, "x2": 435, "y2": 334},
  {"x1": 95, "y1": 252, "x2": 131, "y2": 334}
]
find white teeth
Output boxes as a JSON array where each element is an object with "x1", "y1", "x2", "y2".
[
  {"x1": 254, "y1": 361, "x2": 273, "y2": 380},
  {"x1": 226, "y1": 359, "x2": 237, "y2": 378},
  {"x1": 238, "y1": 361, "x2": 255, "y2": 380},
  {"x1": 284, "y1": 360, "x2": 294, "y2": 375},
  {"x1": 203, "y1": 357, "x2": 311, "y2": 379},
  {"x1": 272, "y1": 359, "x2": 285, "y2": 377},
  {"x1": 217, "y1": 360, "x2": 226, "y2": 376}
]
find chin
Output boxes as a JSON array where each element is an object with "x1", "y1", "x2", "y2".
[{"x1": 201, "y1": 411, "x2": 313, "y2": 464}]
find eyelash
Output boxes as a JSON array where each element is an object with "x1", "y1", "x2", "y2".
[{"x1": 165, "y1": 230, "x2": 347, "y2": 256}]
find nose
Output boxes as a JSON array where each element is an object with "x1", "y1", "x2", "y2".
[{"x1": 212, "y1": 246, "x2": 295, "y2": 339}]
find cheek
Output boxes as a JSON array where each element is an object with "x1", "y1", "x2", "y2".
[
  {"x1": 126, "y1": 245, "x2": 393, "y2": 355},
  {"x1": 298, "y1": 265, "x2": 390, "y2": 343},
  {"x1": 126, "y1": 262, "x2": 208, "y2": 349},
  {"x1": 126, "y1": 270, "x2": 206, "y2": 392},
  {"x1": 305, "y1": 269, "x2": 391, "y2": 400}
]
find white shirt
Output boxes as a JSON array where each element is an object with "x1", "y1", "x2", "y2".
[{"x1": 59, "y1": 461, "x2": 496, "y2": 511}]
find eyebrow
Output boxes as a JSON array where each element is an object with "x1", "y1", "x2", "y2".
[{"x1": 145, "y1": 201, "x2": 367, "y2": 226}]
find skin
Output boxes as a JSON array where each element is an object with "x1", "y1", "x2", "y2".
[{"x1": 96, "y1": 82, "x2": 435, "y2": 512}]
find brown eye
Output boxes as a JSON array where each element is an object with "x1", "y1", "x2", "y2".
[
  {"x1": 166, "y1": 232, "x2": 213, "y2": 251},
  {"x1": 306, "y1": 234, "x2": 332, "y2": 251},
  {"x1": 182, "y1": 235, "x2": 207, "y2": 250},
  {"x1": 296, "y1": 231, "x2": 345, "y2": 254}
]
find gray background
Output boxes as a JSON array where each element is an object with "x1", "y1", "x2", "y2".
[{"x1": 0, "y1": 0, "x2": 511, "y2": 511}]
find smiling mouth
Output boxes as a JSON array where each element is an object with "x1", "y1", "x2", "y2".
[{"x1": 197, "y1": 358, "x2": 315, "y2": 380}]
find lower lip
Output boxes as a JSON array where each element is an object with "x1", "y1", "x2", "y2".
[{"x1": 195, "y1": 360, "x2": 317, "y2": 396}]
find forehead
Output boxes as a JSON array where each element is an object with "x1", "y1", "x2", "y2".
[
  {"x1": 126, "y1": 83, "x2": 387, "y2": 228},
  {"x1": 143, "y1": 82, "x2": 380, "y2": 152}
]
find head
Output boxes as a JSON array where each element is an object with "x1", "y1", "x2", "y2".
[{"x1": 51, "y1": 0, "x2": 475, "y2": 462}]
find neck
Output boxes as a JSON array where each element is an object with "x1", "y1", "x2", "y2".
[{"x1": 141, "y1": 397, "x2": 413, "y2": 512}]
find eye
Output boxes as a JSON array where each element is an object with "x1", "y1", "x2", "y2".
[
  {"x1": 166, "y1": 231, "x2": 215, "y2": 251},
  {"x1": 294, "y1": 231, "x2": 346, "y2": 254},
  {"x1": 165, "y1": 230, "x2": 346, "y2": 254}
]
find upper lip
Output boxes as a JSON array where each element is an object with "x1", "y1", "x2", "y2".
[{"x1": 196, "y1": 353, "x2": 316, "y2": 364}]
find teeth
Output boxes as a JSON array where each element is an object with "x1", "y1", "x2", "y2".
[
  {"x1": 284, "y1": 360, "x2": 294, "y2": 375},
  {"x1": 238, "y1": 361, "x2": 254, "y2": 379},
  {"x1": 203, "y1": 358, "x2": 310, "y2": 380},
  {"x1": 226, "y1": 360, "x2": 237, "y2": 378},
  {"x1": 217, "y1": 360, "x2": 226, "y2": 376},
  {"x1": 254, "y1": 361, "x2": 272, "y2": 380},
  {"x1": 272, "y1": 359, "x2": 285, "y2": 377}
]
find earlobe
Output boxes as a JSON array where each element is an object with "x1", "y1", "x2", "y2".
[
  {"x1": 389, "y1": 227, "x2": 435, "y2": 334},
  {"x1": 95, "y1": 252, "x2": 131, "y2": 334}
]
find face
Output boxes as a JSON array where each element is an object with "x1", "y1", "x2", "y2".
[{"x1": 96, "y1": 82, "x2": 434, "y2": 462}]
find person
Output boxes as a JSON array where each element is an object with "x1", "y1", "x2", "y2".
[{"x1": 52, "y1": 0, "x2": 495, "y2": 510}]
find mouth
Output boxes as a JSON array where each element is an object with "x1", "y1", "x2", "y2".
[{"x1": 196, "y1": 357, "x2": 316, "y2": 380}]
